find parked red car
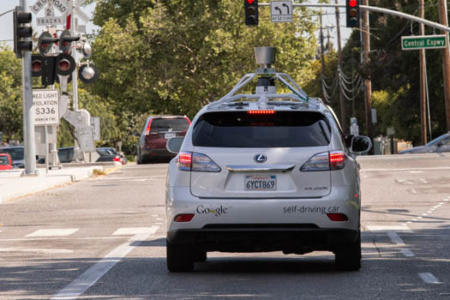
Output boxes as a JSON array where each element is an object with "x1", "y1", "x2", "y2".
[
  {"x1": 0, "y1": 153, "x2": 13, "y2": 170},
  {"x1": 136, "y1": 115, "x2": 190, "y2": 164}
]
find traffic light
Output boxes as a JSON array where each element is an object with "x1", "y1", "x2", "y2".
[
  {"x1": 38, "y1": 32, "x2": 59, "y2": 56},
  {"x1": 31, "y1": 54, "x2": 57, "y2": 86},
  {"x1": 13, "y1": 6, "x2": 32, "y2": 58},
  {"x1": 244, "y1": 0, "x2": 258, "y2": 26},
  {"x1": 55, "y1": 53, "x2": 76, "y2": 76},
  {"x1": 59, "y1": 30, "x2": 80, "y2": 54},
  {"x1": 346, "y1": 0, "x2": 360, "y2": 28}
]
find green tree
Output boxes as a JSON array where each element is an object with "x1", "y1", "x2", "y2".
[{"x1": 0, "y1": 45, "x2": 23, "y2": 142}]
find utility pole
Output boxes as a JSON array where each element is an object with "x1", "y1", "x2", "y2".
[
  {"x1": 419, "y1": 0, "x2": 427, "y2": 144},
  {"x1": 438, "y1": 0, "x2": 450, "y2": 131},
  {"x1": 319, "y1": 10, "x2": 326, "y2": 100},
  {"x1": 20, "y1": 0, "x2": 37, "y2": 175},
  {"x1": 335, "y1": 0, "x2": 348, "y2": 134},
  {"x1": 362, "y1": 0, "x2": 372, "y2": 138}
]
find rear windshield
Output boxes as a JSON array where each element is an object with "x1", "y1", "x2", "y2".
[
  {"x1": 151, "y1": 118, "x2": 189, "y2": 132},
  {"x1": 193, "y1": 111, "x2": 330, "y2": 148},
  {"x1": 1, "y1": 148, "x2": 24, "y2": 160},
  {"x1": 0, "y1": 156, "x2": 9, "y2": 165}
]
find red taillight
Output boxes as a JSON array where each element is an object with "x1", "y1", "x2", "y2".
[
  {"x1": 248, "y1": 110, "x2": 275, "y2": 115},
  {"x1": 113, "y1": 156, "x2": 121, "y2": 162},
  {"x1": 327, "y1": 213, "x2": 348, "y2": 222},
  {"x1": 184, "y1": 116, "x2": 191, "y2": 125},
  {"x1": 174, "y1": 214, "x2": 194, "y2": 222},
  {"x1": 178, "y1": 152, "x2": 192, "y2": 170},
  {"x1": 329, "y1": 151, "x2": 346, "y2": 170},
  {"x1": 145, "y1": 118, "x2": 153, "y2": 135}
]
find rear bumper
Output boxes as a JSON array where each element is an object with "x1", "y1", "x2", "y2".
[
  {"x1": 142, "y1": 148, "x2": 175, "y2": 159},
  {"x1": 167, "y1": 227, "x2": 359, "y2": 252}
]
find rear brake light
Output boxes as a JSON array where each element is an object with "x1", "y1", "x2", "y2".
[
  {"x1": 145, "y1": 118, "x2": 153, "y2": 135},
  {"x1": 177, "y1": 152, "x2": 221, "y2": 172},
  {"x1": 301, "y1": 151, "x2": 346, "y2": 172},
  {"x1": 248, "y1": 110, "x2": 275, "y2": 115},
  {"x1": 174, "y1": 214, "x2": 194, "y2": 222},
  {"x1": 178, "y1": 152, "x2": 192, "y2": 171},
  {"x1": 329, "y1": 151, "x2": 345, "y2": 170},
  {"x1": 327, "y1": 213, "x2": 348, "y2": 221},
  {"x1": 113, "y1": 156, "x2": 121, "y2": 162}
]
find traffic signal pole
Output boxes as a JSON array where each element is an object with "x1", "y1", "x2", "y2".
[
  {"x1": 438, "y1": 0, "x2": 450, "y2": 131},
  {"x1": 335, "y1": 0, "x2": 348, "y2": 134},
  {"x1": 20, "y1": 0, "x2": 37, "y2": 175}
]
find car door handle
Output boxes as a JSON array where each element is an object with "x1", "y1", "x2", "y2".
[{"x1": 226, "y1": 164, "x2": 295, "y2": 173}]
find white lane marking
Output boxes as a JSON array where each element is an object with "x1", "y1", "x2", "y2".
[
  {"x1": 112, "y1": 227, "x2": 156, "y2": 236},
  {"x1": 0, "y1": 247, "x2": 73, "y2": 254},
  {"x1": 366, "y1": 225, "x2": 410, "y2": 232},
  {"x1": 362, "y1": 167, "x2": 450, "y2": 172},
  {"x1": 387, "y1": 232, "x2": 405, "y2": 246},
  {"x1": 151, "y1": 214, "x2": 158, "y2": 217},
  {"x1": 411, "y1": 189, "x2": 418, "y2": 194},
  {"x1": 418, "y1": 272, "x2": 442, "y2": 284},
  {"x1": 410, "y1": 171, "x2": 423, "y2": 174},
  {"x1": 26, "y1": 229, "x2": 79, "y2": 237},
  {"x1": 52, "y1": 226, "x2": 159, "y2": 300},
  {"x1": 400, "y1": 249, "x2": 415, "y2": 257}
]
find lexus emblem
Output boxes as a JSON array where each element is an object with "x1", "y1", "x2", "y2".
[{"x1": 254, "y1": 154, "x2": 267, "y2": 163}]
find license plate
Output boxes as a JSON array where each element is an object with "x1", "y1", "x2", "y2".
[
  {"x1": 245, "y1": 175, "x2": 277, "y2": 191},
  {"x1": 164, "y1": 133, "x2": 176, "y2": 139}
]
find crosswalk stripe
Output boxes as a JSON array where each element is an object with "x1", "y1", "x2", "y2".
[
  {"x1": 112, "y1": 227, "x2": 157, "y2": 236},
  {"x1": 26, "y1": 228, "x2": 79, "y2": 237},
  {"x1": 52, "y1": 225, "x2": 159, "y2": 300}
]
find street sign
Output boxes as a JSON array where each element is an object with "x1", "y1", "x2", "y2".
[
  {"x1": 32, "y1": 89, "x2": 59, "y2": 125},
  {"x1": 401, "y1": 35, "x2": 447, "y2": 50},
  {"x1": 37, "y1": 16, "x2": 65, "y2": 26},
  {"x1": 271, "y1": 1, "x2": 293, "y2": 23}
]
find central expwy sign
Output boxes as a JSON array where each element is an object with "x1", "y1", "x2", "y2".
[{"x1": 401, "y1": 35, "x2": 447, "y2": 50}]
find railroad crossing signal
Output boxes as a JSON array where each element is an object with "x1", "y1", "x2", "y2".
[
  {"x1": 244, "y1": 0, "x2": 259, "y2": 26},
  {"x1": 13, "y1": 6, "x2": 33, "y2": 58},
  {"x1": 346, "y1": 0, "x2": 360, "y2": 28}
]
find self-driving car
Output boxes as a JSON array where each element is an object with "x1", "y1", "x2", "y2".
[{"x1": 165, "y1": 47, "x2": 371, "y2": 272}]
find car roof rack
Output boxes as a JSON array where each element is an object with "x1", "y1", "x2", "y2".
[{"x1": 208, "y1": 47, "x2": 311, "y2": 111}]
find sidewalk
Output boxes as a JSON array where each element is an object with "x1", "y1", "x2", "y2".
[{"x1": 0, "y1": 163, "x2": 121, "y2": 204}]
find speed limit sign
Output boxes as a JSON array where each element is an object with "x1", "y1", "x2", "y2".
[{"x1": 32, "y1": 89, "x2": 59, "y2": 125}]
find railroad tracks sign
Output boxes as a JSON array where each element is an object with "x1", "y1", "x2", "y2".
[
  {"x1": 31, "y1": 0, "x2": 69, "y2": 26},
  {"x1": 401, "y1": 35, "x2": 447, "y2": 50},
  {"x1": 32, "y1": 89, "x2": 59, "y2": 125},
  {"x1": 271, "y1": 1, "x2": 293, "y2": 23}
]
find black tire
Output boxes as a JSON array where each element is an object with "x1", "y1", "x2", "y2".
[
  {"x1": 335, "y1": 233, "x2": 361, "y2": 271},
  {"x1": 194, "y1": 250, "x2": 207, "y2": 262},
  {"x1": 166, "y1": 240, "x2": 195, "y2": 272}
]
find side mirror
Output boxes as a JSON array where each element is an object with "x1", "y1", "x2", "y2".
[
  {"x1": 166, "y1": 137, "x2": 184, "y2": 154},
  {"x1": 350, "y1": 136, "x2": 372, "y2": 155}
]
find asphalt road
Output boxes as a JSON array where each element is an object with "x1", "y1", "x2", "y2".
[{"x1": 0, "y1": 155, "x2": 449, "y2": 299}]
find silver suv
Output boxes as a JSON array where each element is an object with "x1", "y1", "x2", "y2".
[{"x1": 165, "y1": 47, "x2": 371, "y2": 272}]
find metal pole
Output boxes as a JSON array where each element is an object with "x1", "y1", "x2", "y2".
[
  {"x1": 20, "y1": 0, "x2": 36, "y2": 175},
  {"x1": 69, "y1": 2, "x2": 82, "y2": 161},
  {"x1": 419, "y1": 0, "x2": 427, "y2": 144},
  {"x1": 45, "y1": 125, "x2": 48, "y2": 174},
  {"x1": 258, "y1": 3, "x2": 450, "y2": 32},
  {"x1": 438, "y1": 0, "x2": 450, "y2": 131},
  {"x1": 362, "y1": 0, "x2": 373, "y2": 138},
  {"x1": 335, "y1": 0, "x2": 348, "y2": 134}
]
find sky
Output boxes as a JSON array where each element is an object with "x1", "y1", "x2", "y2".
[{"x1": 0, "y1": 1, "x2": 352, "y2": 51}]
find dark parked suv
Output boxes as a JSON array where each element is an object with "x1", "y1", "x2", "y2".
[{"x1": 136, "y1": 116, "x2": 190, "y2": 164}]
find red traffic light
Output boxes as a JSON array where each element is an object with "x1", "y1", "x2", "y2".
[
  {"x1": 247, "y1": 0, "x2": 255, "y2": 3},
  {"x1": 55, "y1": 53, "x2": 75, "y2": 76},
  {"x1": 349, "y1": 0, "x2": 357, "y2": 7}
]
